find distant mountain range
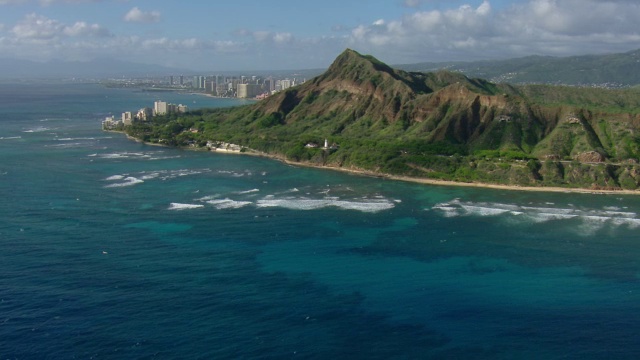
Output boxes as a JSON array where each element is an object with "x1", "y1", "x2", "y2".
[{"x1": 396, "y1": 49, "x2": 640, "y2": 87}]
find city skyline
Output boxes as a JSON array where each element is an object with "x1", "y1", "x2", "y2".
[{"x1": 1, "y1": 0, "x2": 640, "y2": 71}]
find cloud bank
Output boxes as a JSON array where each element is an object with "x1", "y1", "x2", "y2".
[{"x1": 0, "y1": 0, "x2": 639, "y2": 70}]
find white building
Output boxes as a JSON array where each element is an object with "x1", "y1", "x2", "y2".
[
  {"x1": 154, "y1": 100, "x2": 168, "y2": 116},
  {"x1": 122, "y1": 111, "x2": 133, "y2": 125},
  {"x1": 237, "y1": 84, "x2": 263, "y2": 98}
]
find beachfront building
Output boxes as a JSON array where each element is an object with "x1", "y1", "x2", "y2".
[
  {"x1": 153, "y1": 100, "x2": 188, "y2": 116},
  {"x1": 154, "y1": 100, "x2": 168, "y2": 116},
  {"x1": 102, "y1": 116, "x2": 122, "y2": 130},
  {"x1": 136, "y1": 107, "x2": 153, "y2": 121},
  {"x1": 122, "y1": 111, "x2": 133, "y2": 125}
]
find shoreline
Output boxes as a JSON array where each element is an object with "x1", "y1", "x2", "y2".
[
  {"x1": 280, "y1": 159, "x2": 640, "y2": 195},
  {"x1": 119, "y1": 131, "x2": 640, "y2": 195}
]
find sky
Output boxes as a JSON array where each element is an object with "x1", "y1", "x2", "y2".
[{"x1": 1, "y1": 0, "x2": 640, "y2": 71}]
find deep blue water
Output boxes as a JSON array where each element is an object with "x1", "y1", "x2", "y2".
[{"x1": 1, "y1": 83, "x2": 640, "y2": 359}]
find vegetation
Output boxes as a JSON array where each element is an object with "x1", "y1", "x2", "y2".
[
  {"x1": 398, "y1": 48, "x2": 640, "y2": 87},
  {"x1": 123, "y1": 49, "x2": 640, "y2": 191}
]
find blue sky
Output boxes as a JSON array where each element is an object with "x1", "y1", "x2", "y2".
[{"x1": 0, "y1": 0, "x2": 639, "y2": 71}]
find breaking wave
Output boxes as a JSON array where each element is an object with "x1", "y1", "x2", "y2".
[
  {"x1": 104, "y1": 169, "x2": 211, "y2": 187},
  {"x1": 256, "y1": 196, "x2": 395, "y2": 213},
  {"x1": 206, "y1": 198, "x2": 253, "y2": 209},
  {"x1": 23, "y1": 126, "x2": 53, "y2": 133},
  {"x1": 104, "y1": 176, "x2": 144, "y2": 188},
  {"x1": 432, "y1": 198, "x2": 640, "y2": 234},
  {"x1": 168, "y1": 203, "x2": 205, "y2": 211},
  {"x1": 92, "y1": 151, "x2": 181, "y2": 161}
]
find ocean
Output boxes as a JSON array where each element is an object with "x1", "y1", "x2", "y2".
[{"x1": 1, "y1": 82, "x2": 640, "y2": 359}]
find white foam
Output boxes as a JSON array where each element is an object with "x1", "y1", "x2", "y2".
[
  {"x1": 98, "y1": 153, "x2": 131, "y2": 159},
  {"x1": 601, "y1": 210, "x2": 637, "y2": 218},
  {"x1": 612, "y1": 217, "x2": 640, "y2": 229},
  {"x1": 525, "y1": 213, "x2": 579, "y2": 223},
  {"x1": 459, "y1": 204, "x2": 511, "y2": 217},
  {"x1": 158, "y1": 169, "x2": 210, "y2": 180},
  {"x1": 168, "y1": 203, "x2": 204, "y2": 211},
  {"x1": 236, "y1": 189, "x2": 260, "y2": 194},
  {"x1": 39, "y1": 118, "x2": 69, "y2": 122},
  {"x1": 56, "y1": 137, "x2": 96, "y2": 141},
  {"x1": 195, "y1": 194, "x2": 221, "y2": 202},
  {"x1": 140, "y1": 173, "x2": 160, "y2": 180},
  {"x1": 432, "y1": 205, "x2": 461, "y2": 218},
  {"x1": 255, "y1": 196, "x2": 395, "y2": 213},
  {"x1": 105, "y1": 175, "x2": 125, "y2": 181},
  {"x1": 45, "y1": 143, "x2": 84, "y2": 148},
  {"x1": 23, "y1": 126, "x2": 51, "y2": 133},
  {"x1": 432, "y1": 199, "x2": 640, "y2": 234},
  {"x1": 206, "y1": 199, "x2": 252, "y2": 209},
  {"x1": 0, "y1": 136, "x2": 21, "y2": 140},
  {"x1": 95, "y1": 151, "x2": 180, "y2": 161},
  {"x1": 104, "y1": 177, "x2": 144, "y2": 188}
]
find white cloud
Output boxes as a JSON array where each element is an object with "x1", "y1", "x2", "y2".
[
  {"x1": 347, "y1": 0, "x2": 640, "y2": 63},
  {"x1": 123, "y1": 7, "x2": 160, "y2": 23},
  {"x1": 2, "y1": 0, "x2": 640, "y2": 71},
  {"x1": 12, "y1": 13, "x2": 110, "y2": 39},
  {"x1": 12, "y1": 13, "x2": 64, "y2": 39},
  {"x1": 63, "y1": 21, "x2": 110, "y2": 37},
  {"x1": 236, "y1": 29, "x2": 294, "y2": 45},
  {"x1": 273, "y1": 32, "x2": 293, "y2": 44}
]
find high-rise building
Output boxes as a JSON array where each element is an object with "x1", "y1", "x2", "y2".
[
  {"x1": 280, "y1": 79, "x2": 292, "y2": 90},
  {"x1": 237, "y1": 84, "x2": 263, "y2": 99},
  {"x1": 122, "y1": 111, "x2": 133, "y2": 125},
  {"x1": 154, "y1": 100, "x2": 168, "y2": 115}
]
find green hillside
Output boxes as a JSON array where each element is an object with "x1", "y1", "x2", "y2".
[
  {"x1": 398, "y1": 49, "x2": 640, "y2": 87},
  {"x1": 123, "y1": 49, "x2": 640, "y2": 191}
]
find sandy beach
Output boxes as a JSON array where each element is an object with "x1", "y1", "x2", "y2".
[{"x1": 279, "y1": 158, "x2": 640, "y2": 196}]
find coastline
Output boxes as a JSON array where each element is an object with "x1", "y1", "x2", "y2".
[
  {"x1": 118, "y1": 131, "x2": 640, "y2": 195},
  {"x1": 280, "y1": 159, "x2": 640, "y2": 196}
]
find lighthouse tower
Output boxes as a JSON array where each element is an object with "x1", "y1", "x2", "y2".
[{"x1": 324, "y1": 139, "x2": 328, "y2": 149}]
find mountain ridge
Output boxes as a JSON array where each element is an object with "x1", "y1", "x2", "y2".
[
  {"x1": 397, "y1": 48, "x2": 640, "y2": 86},
  {"x1": 123, "y1": 49, "x2": 640, "y2": 191}
]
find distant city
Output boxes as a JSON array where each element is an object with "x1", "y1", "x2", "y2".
[
  {"x1": 101, "y1": 73, "x2": 310, "y2": 130},
  {"x1": 102, "y1": 73, "x2": 309, "y2": 100}
]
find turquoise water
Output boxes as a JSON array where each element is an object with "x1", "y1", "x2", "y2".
[{"x1": 1, "y1": 83, "x2": 640, "y2": 359}]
